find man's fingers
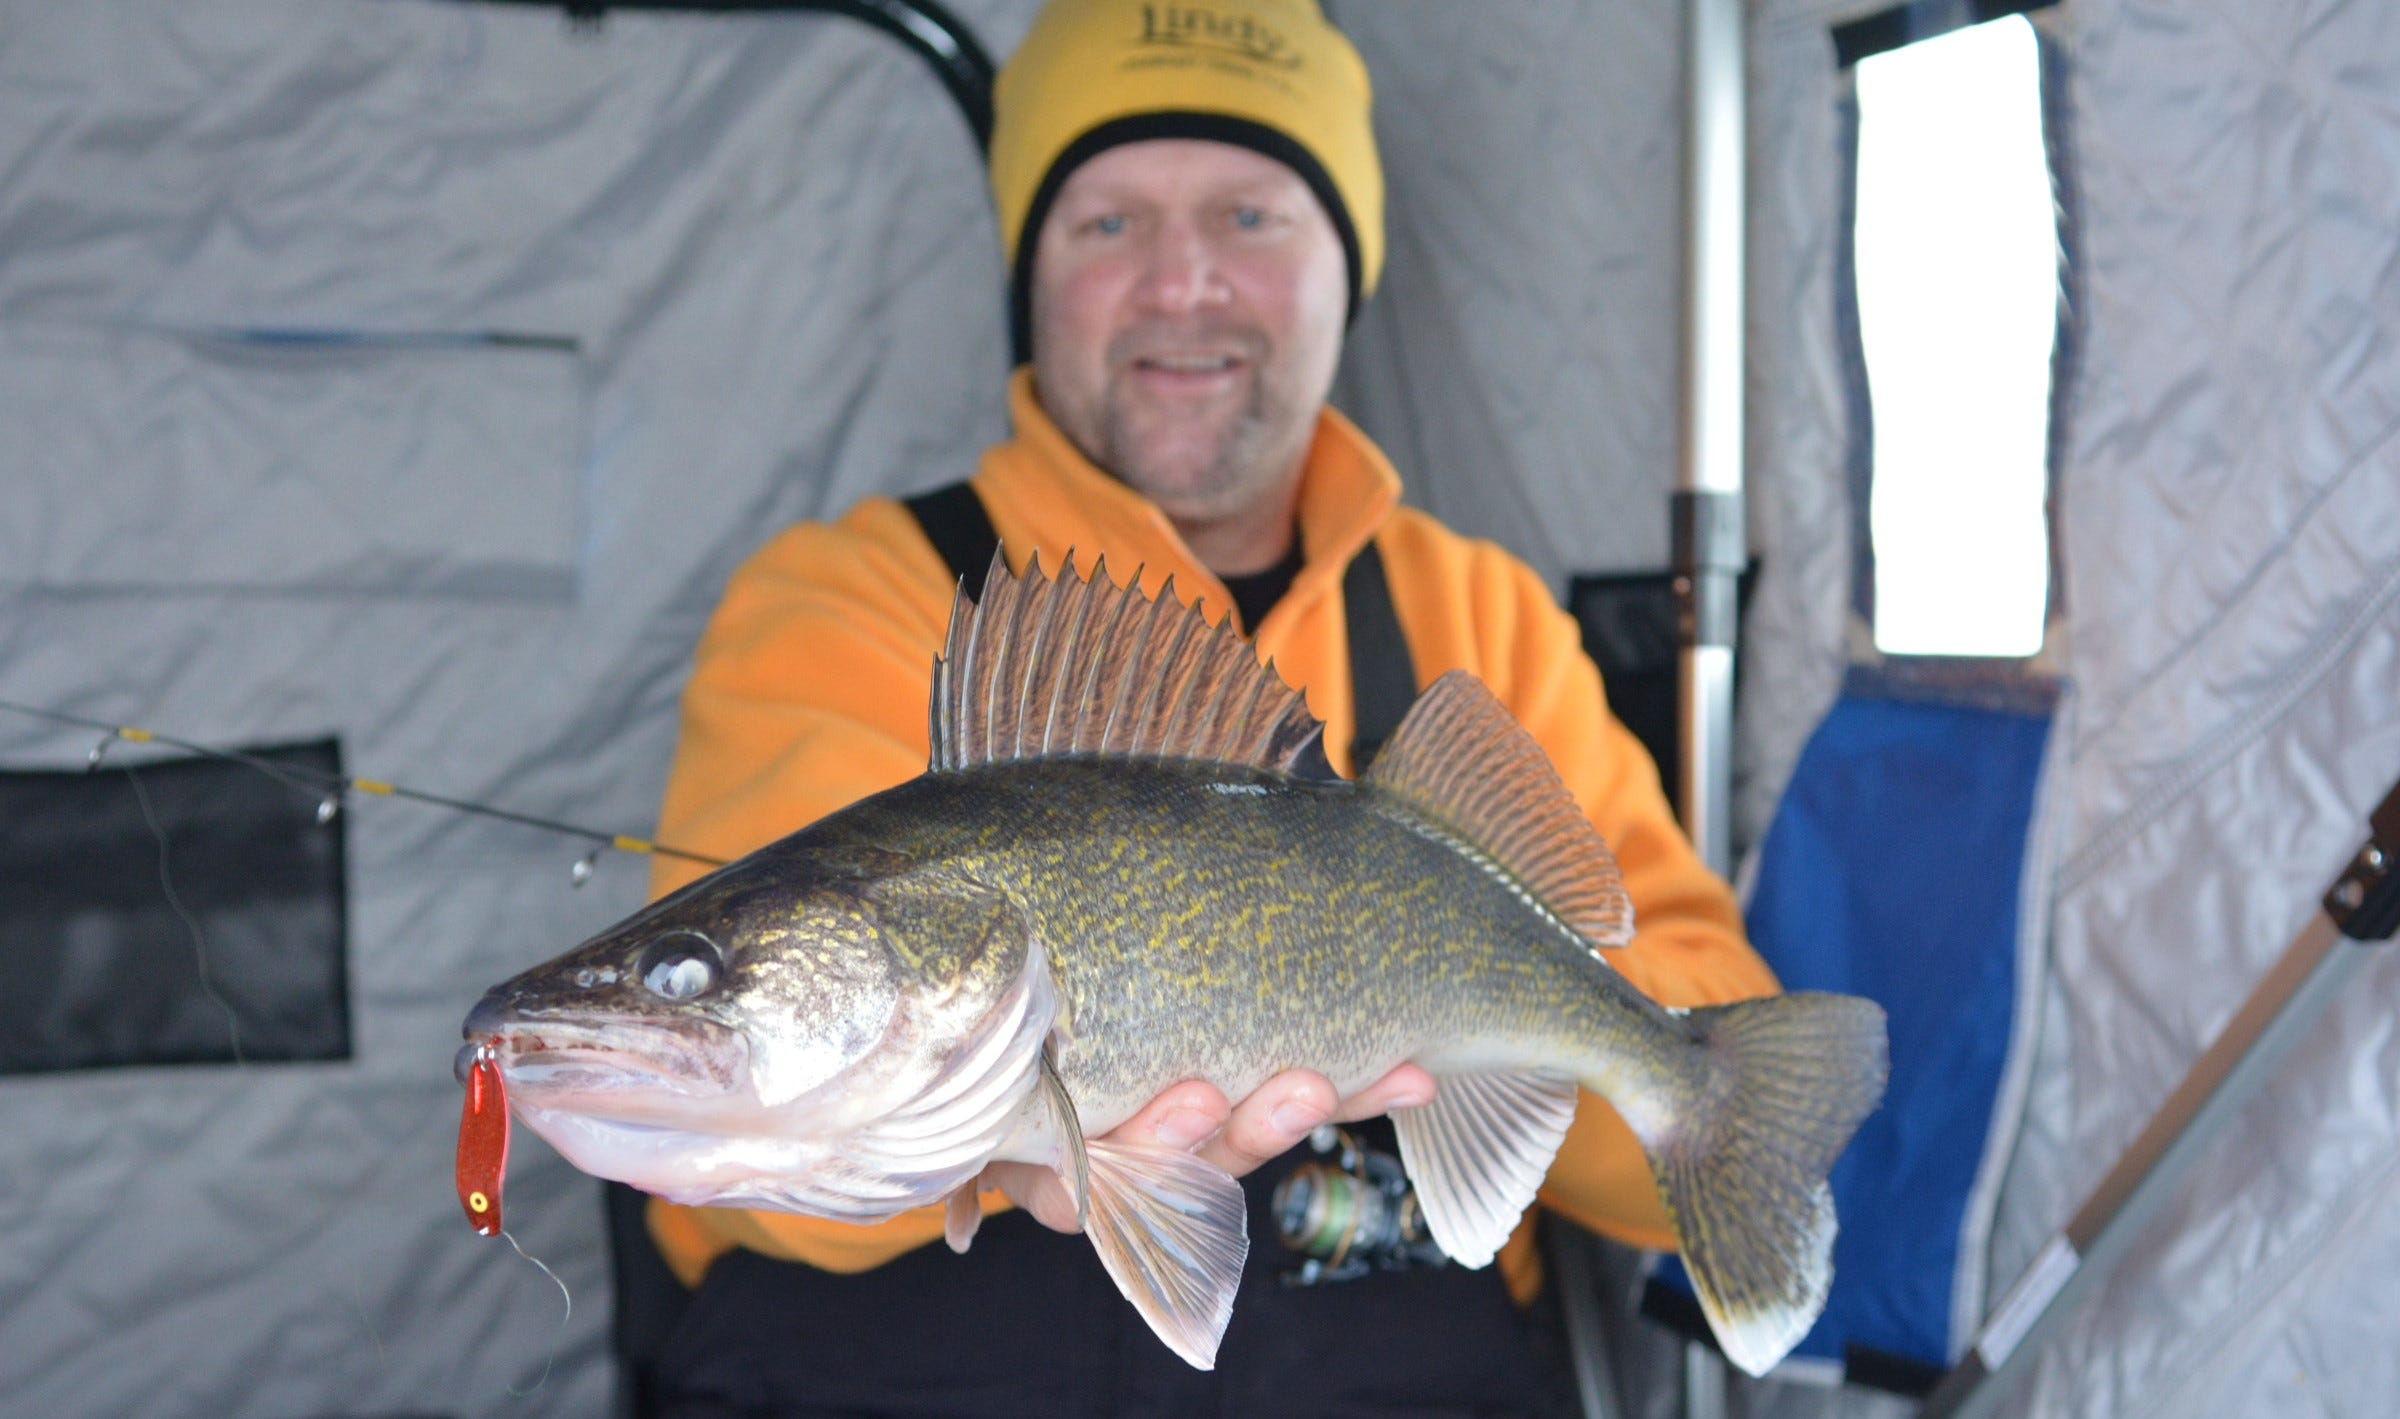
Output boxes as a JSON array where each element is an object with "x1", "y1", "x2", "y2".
[
  {"x1": 1033, "y1": 1066, "x2": 1444, "y2": 1200},
  {"x1": 1112, "y1": 1078, "x2": 1233, "y2": 1151},
  {"x1": 981, "y1": 1160, "x2": 1082, "y2": 1233},
  {"x1": 1196, "y1": 1070, "x2": 1340, "y2": 1177},
  {"x1": 1328, "y1": 1062, "x2": 1437, "y2": 1124},
  {"x1": 1195, "y1": 1064, "x2": 1439, "y2": 1175}
]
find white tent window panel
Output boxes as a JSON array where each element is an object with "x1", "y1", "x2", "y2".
[{"x1": 1854, "y1": 14, "x2": 2057, "y2": 658}]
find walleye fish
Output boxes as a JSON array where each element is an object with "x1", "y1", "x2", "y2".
[{"x1": 460, "y1": 554, "x2": 1887, "y2": 1374}]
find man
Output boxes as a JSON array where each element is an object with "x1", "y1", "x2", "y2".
[{"x1": 639, "y1": 1, "x2": 1778, "y2": 1413}]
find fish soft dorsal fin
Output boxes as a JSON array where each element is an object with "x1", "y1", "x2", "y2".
[
  {"x1": 931, "y1": 549, "x2": 1324, "y2": 774},
  {"x1": 1363, "y1": 670, "x2": 1635, "y2": 951}
]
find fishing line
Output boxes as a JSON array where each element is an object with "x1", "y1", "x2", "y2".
[
  {"x1": 498, "y1": 1227, "x2": 574, "y2": 1398},
  {"x1": 0, "y1": 694, "x2": 728, "y2": 871},
  {"x1": 342, "y1": 1293, "x2": 392, "y2": 1374},
  {"x1": 119, "y1": 764, "x2": 248, "y2": 1067},
  {"x1": 100, "y1": 743, "x2": 424, "y2": 1385},
  {"x1": 5, "y1": 693, "x2": 660, "y2": 1396}
]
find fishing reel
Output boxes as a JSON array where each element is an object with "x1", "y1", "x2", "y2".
[{"x1": 1271, "y1": 1125, "x2": 1450, "y2": 1286}]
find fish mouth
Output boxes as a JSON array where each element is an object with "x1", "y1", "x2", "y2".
[{"x1": 456, "y1": 1016, "x2": 748, "y2": 1110}]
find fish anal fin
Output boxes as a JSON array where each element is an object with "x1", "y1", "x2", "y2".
[
  {"x1": 932, "y1": 550, "x2": 1322, "y2": 775},
  {"x1": 1364, "y1": 672, "x2": 1635, "y2": 951},
  {"x1": 1391, "y1": 1069, "x2": 1582, "y2": 1269},
  {"x1": 1081, "y1": 1138, "x2": 1249, "y2": 1370}
]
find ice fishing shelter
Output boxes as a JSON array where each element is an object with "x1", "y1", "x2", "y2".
[{"x1": 3, "y1": 1, "x2": 2398, "y2": 1416}]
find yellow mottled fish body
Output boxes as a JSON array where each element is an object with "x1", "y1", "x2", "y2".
[{"x1": 464, "y1": 556, "x2": 1886, "y2": 1376}]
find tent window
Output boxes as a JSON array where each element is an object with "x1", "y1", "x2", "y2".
[{"x1": 1844, "y1": 5, "x2": 2062, "y2": 660}]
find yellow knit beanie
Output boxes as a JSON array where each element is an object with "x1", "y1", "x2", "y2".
[{"x1": 991, "y1": 0, "x2": 1385, "y2": 358}]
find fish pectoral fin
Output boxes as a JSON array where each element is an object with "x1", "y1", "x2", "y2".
[
  {"x1": 1038, "y1": 1044, "x2": 1091, "y2": 1228},
  {"x1": 943, "y1": 1181, "x2": 985, "y2": 1254},
  {"x1": 1391, "y1": 1069, "x2": 1582, "y2": 1269},
  {"x1": 1080, "y1": 1137, "x2": 1249, "y2": 1371}
]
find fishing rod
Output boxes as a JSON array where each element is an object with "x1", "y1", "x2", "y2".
[{"x1": 0, "y1": 694, "x2": 728, "y2": 873}]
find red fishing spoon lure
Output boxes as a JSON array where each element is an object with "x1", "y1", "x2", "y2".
[{"x1": 457, "y1": 1043, "x2": 510, "y2": 1236}]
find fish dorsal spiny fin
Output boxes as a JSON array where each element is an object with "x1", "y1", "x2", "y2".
[
  {"x1": 931, "y1": 549, "x2": 1323, "y2": 774},
  {"x1": 1363, "y1": 671, "x2": 1634, "y2": 951}
]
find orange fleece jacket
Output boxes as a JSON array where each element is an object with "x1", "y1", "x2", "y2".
[{"x1": 645, "y1": 370, "x2": 1780, "y2": 1303}]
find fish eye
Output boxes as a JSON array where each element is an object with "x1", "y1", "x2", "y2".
[{"x1": 637, "y1": 931, "x2": 723, "y2": 1002}]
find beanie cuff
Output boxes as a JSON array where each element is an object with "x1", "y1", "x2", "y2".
[{"x1": 1008, "y1": 112, "x2": 1365, "y2": 366}]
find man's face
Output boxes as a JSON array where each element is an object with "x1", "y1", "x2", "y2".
[{"x1": 1029, "y1": 139, "x2": 1349, "y2": 564}]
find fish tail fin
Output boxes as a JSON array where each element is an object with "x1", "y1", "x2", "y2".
[{"x1": 1650, "y1": 991, "x2": 1887, "y2": 1377}]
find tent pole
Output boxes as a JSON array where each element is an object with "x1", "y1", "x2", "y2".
[
  {"x1": 1922, "y1": 775, "x2": 2400, "y2": 1419},
  {"x1": 1562, "y1": 0, "x2": 1746, "y2": 1406},
  {"x1": 1669, "y1": 0, "x2": 1746, "y2": 1410},
  {"x1": 1673, "y1": 0, "x2": 1748, "y2": 884}
]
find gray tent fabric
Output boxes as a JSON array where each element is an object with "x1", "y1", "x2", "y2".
[
  {"x1": 1983, "y1": 1, "x2": 2400, "y2": 1411},
  {"x1": 7, "y1": 0, "x2": 2400, "y2": 1415},
  {"x1": 1332, "y1": 1, "x2": 1690, "y2": 585},
  {"x1": 4, "y1": 326, "x2": 585, "y2": 596},
  {"x1": 1737, "y1": 3, "x2": 2400, "y2": 1419}
]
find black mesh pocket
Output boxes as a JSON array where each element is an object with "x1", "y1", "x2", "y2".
[{"x1": 0, "y1": 739, "x2": 350, "y2": 1073}]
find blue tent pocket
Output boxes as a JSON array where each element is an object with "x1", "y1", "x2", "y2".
[{"x1": 1648, "y1": 686, "x2": 2054, "y2": 1388}]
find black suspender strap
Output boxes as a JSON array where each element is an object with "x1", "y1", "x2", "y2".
[
  {"x1": 1340, "y1": 537, "x2": 1418, "y2": 771},
  {"x1": 901, "y1": 479, "x2": 1417, "y2": 772},
  {"x1": 902, "y1": 480, "x2": 1004, "y2": 606}
]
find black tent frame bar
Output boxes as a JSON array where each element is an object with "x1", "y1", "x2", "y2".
[
  {"x1": 464, "y1": 0, "x2": 997, "y2": 150},
  {"x1": 1923, "y1": 773, "x2": 2400, "y2": 1419},
  {"x1": 1831, "y1": 0, "x2": 2059, "y2": 70}
]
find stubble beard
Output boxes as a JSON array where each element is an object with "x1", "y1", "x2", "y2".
[{"x1": 1090, "y1": 339, "x2": 1309, "y2": 528}]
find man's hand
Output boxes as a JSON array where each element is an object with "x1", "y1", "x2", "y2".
[{"x1": 981, "y1": 1064, "x2": 1437, "y2": 1233}]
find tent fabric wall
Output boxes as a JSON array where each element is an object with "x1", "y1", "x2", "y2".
[
  {"x1": 0, "y1": 3, "x2": 1022, "y2": 1413},
  {"x1": 1736, "y1": 0, "x2": 1859, "y2": 860},
  {"x1": 1987, "y1": 2, "x2": 2400, "y2": 1413},
  {"x1": 1331, "y1": 0, "x2": 1688, "y2": 585},
  {"x1": 0, "y1": 2, "x2": 1698, "y2": 1414},
  {"x1": 1743, "y1": 1, "x2": 2400, "y2": 1416}
]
